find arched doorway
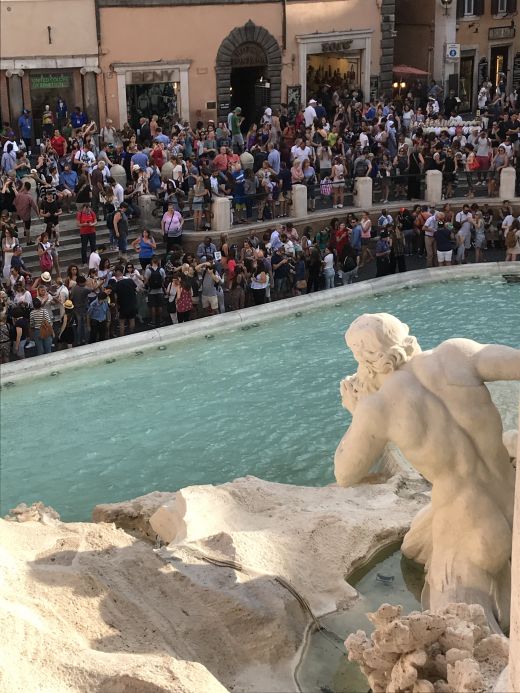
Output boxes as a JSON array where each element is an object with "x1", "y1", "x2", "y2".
[{"x1": 216, "y1": 21, "x2": 282, "y2": 127}]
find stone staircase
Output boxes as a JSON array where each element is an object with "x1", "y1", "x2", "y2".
[{"x1": 15, "y1": 211, "x2": 158, "y2": 275}]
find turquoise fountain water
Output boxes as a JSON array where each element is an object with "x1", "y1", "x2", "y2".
[{"x1": 1, "y1": 276, "x2": 518, "y2": 521}]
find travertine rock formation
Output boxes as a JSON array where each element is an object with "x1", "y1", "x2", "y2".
[
  {"x1": 1, "y1": 473, "x2": 428, "y2": 693},
  {"x1": 345, "y1": 603, "x2": 509, "y2": 693}
]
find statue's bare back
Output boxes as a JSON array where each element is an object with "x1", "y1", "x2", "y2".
[{"x1": 334, "y1": 315, "x2": 520, "y2": 632}]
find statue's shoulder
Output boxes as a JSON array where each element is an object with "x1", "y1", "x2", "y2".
[{"x1": 433, "y1": 337, "x2": 482, "y2": 358}]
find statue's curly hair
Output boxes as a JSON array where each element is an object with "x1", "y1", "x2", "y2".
[{"x1": 346, "y1": 313, "x2": 421, "y2": 393}]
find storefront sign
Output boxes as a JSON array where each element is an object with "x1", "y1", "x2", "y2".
[
  {"x1": 231, "y1": 43, "x2": 267, "y2": 68},
  {"x1": 130, "y1": 69, "x2": 180, "y2": 85},
  {"x1": 321, "y1": 40, "x2": 353, "y2": 52},
  {"x1": 488, "y1": 26, "x2": 515, "y2": 40},
  {"x1": 31, "y1": 74, "x2": 70, "y2": 90}
]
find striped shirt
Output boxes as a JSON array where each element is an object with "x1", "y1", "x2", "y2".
[{"x1": 29, "y1": 307, "x2": 52, "y2": 330}]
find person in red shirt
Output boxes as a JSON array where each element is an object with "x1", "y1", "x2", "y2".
[
  {"x1": 151, "y1": 142, "x2": 165, "y2": 169},
  {"x1": 213, "y1": 146, "x2": 229, "y2": 172},
  {"x1": 51, "y1": 129, "x2": 67, "y2": 158},
  {"x1": 76, "y1": 202, "x2": 97, "y2": 265}
]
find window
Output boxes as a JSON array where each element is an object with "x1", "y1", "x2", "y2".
[
  {"x1": 491, "y1": 0, "x2": 517, "y2": 13},
  {"x1": 464, "y1": 0, "x2": 474, "y2": 14}
]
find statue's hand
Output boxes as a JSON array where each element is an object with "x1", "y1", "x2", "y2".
[{"x1": 340, "y1": 376, "x2": 360, "y2": 414}]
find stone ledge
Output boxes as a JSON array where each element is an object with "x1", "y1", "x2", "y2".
[{"x1": 2, "y1": 263, "x2": 518, "y2": 386}]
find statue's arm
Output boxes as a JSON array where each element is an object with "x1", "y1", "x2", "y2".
[
  {"x1": 471, "y1": 343, "x2": 520, "y2": 382},
  {"x1": 334, "y1": 404, "x2": 387, "y2": 487}
]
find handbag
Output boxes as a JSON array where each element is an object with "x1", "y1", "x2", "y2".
[
  {"x1": 39, "y1": 248, "x2": 53, "y2": 272},
  {"x1": 39, "y1": 315, "x2": 54, "y2": 339},
  {"x1": 320, "y1": 178, "x2": 332, "y2": 196}
]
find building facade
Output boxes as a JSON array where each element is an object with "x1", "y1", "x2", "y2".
[
  {"x1": 0, "y1": 0, "x2": 101, "y2": 138},
  {"x1": 96, "y1": 0, "x2": 393, "y2": 128},
  {"x1": 395, "y1": 0, "x2": 458, "y2": 93},
  {"x1": 395, "y1": 0, "x2": 519, "y2": 109},
  {"x1": 457, "y1": 0, "x2": 519, "y2": 109}
]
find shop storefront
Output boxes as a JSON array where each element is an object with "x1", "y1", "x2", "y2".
[
  {"x1": 296, "y1": 30, "x2": 373, "y2": 105},
  {"x1": 112, "y1": 63, "x2": 191, "y2": 128},
  {"x1": 0, "y1": 59, "x2": 100, "y2": 141}
]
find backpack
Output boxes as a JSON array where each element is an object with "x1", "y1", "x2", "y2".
[
  {"x1": 148, "y1": 266, "x2": 164, "y2": 290},
  {"x1": 105, "y1": 204, "x2": 116, "y2": 231},
  {"x1": 453, "y1": 212, "x2": 467, "y2": 231},
  {"x1": 343, "y1": 255, "x2": 356, "y2": 273},
  {"x1": 39, "y1": 248, "x2": 53, "y2": 272},
  {"x1": 505, "y1": 228, "x2": 517, "y2": 249},
  {"x1": 39, "y1": 313, "x2": 54, "y2": 339}
]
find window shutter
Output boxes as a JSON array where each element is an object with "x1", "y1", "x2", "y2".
[
  {"x1": 457, "y1": 0, "x2": 466, "y2": 17},
  {"x1": 507, "y1": 0, "x2": 517, "y2": 12},
  {"x1": 474, "y1": 0, "x2": 485, "y2": 13},
  {"x1": 491, "y1": 0, "x2": 500, "y2": 13}
]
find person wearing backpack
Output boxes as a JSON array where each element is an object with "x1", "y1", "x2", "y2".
[
  {"x1": 144, "y1": 255, "x2": 165, "y2": 327},
  {"x1": 29, "y1": 297, "x2": 53, "y2": 355},
  {"x1": 505, "y1": 219, "x2": 520, "y2": 262}
]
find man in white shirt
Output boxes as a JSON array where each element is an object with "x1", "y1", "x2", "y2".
[
  {"x1": 304, "y1": 99, "x2": 317, "y2": 128},
  {"x1": 424, "y1": 210, "x2": 441, "y2": 268},
  {"x1": 108, "y1": 177, "x2": 124, "y2": 208},
  {"x1": 75, "y1": 145, "x2": 96, "y2": 175},
  {"x1": 89, "y1": 247, "x2": 101, "y2": 271},
  {"x1": 292, "y1": 141, "x2": 312, "y2": 165}
]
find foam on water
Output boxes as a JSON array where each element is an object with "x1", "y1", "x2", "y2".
[{"x1": 1, "y1": 276, "x2": 518, "y2": 520}]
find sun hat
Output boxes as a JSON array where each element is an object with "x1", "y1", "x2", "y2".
[
  {"x1": 308, "y1": 99, "x2": 317, "y2": 105},
  {"x1": 40, "y1": 272, "x2": 52, "y2": 283},
  {"x1": 132, "y1": 164, "x2": 140, "y2": 171},
  {"x1": 64, "y1": 299, "x2": 74, "y2": 309}
]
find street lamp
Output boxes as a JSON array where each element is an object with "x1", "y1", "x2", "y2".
[{"x1": 440, "y1": 0, "x2": 453, "y2": 15}]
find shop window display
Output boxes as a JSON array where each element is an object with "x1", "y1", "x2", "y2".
[{"x1": 126, "y1": 82, "x2": 179, "y2": 129}]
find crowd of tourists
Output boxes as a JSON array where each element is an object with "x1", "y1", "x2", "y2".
[
  {"x1": 0, "y1": 197, "x2": 518, "y2": 363},
  {"x1": 0, "y1": 81, "x2": 519, "y2": 362}
]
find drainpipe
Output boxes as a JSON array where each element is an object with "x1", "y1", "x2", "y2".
[{"x1": 282, "y1": 0, "x2": 287, "y2": 51}]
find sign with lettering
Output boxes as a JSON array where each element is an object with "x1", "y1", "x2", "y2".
[
  {"x1": 130, "y1": 69, "x2": 180, "y2": 84},
  {"x1": 446, "y1": 43, "x2": 460, "y2": 61},
  {"x1": 321, "y1": 40, "x2": 353, "y2": 52},
  {"x1": 488, "y1": 26, "x2": 516, "y2": 40},
  {"x1": 231, "y1": 43, "x2": 267, "y2": 68},
  {"x1": 31, "y1": 74, "x2": 70, "y2": 90}
]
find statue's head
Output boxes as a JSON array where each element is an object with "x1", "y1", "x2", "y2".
[{"x1": 346, "y1": 314, "x2": 421, "y2": 389}]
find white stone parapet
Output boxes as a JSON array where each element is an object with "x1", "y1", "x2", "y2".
[
  {"x1": 500, "y1": 167, "x2": 517, "y2": 202},
  {"x1": 425, "y1": 169, "x2": 443, "y2": 206},
  {"x1": 354, "y1": 176, "x2": 372, "y2": 210}
]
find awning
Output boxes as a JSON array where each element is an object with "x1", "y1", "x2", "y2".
[{"x1": 393, "y1": 65, "x2": 429, "y2": 76}]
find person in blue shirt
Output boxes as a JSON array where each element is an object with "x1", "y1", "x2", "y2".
[
  {"x1": 349, "y1": 216, "x2": 362, "y2": 255},
  {"x1": 18, "y1": 110, "x2": 33, "y2": 152},
  {"x1": 58, "y1": 162, "x2": 78, "y2": 211},
  {"x1": 70, "y1": 107, "x2": 87, "y2": 131},
  {"x1": 130, "y1": 146, "x2": 148, "y2": 171},
  {"x1": 87, "y1": 291, "x2": 109, "y2": 342},
  {"x1": 154, "y1": 128, "x2": 170, "y2": 146}
]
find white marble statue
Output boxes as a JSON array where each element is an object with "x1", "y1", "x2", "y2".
[{"x1": 334, "y1": 313, "x2": 520, "y2": 632}]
